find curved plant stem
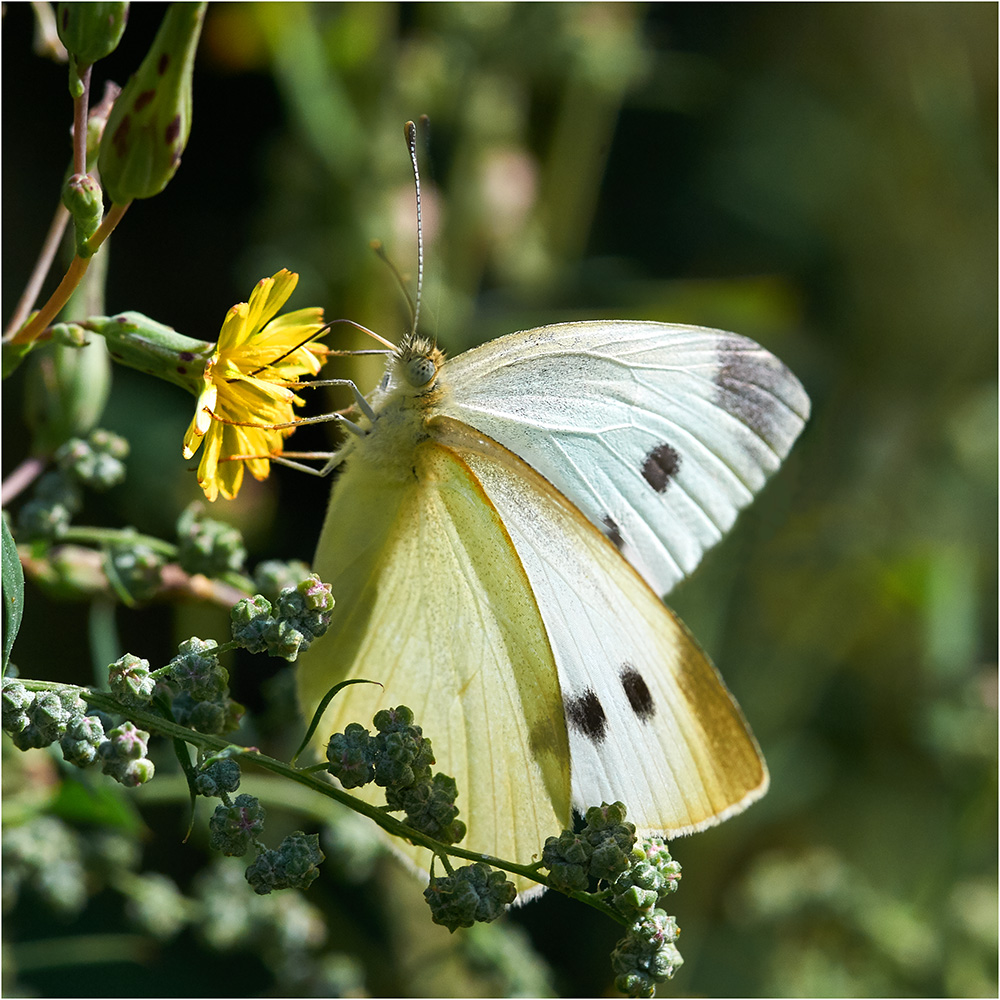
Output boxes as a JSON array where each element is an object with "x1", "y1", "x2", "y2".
[
  {"x1": 4, "y1": 204, "x2": 71, "y2": 339},
  {"x1": 10, "y1": 202, "x2": 131, "y2": 346},
  {"x1": 1, "y1": 457, "x2": 46, "y2": 506}
]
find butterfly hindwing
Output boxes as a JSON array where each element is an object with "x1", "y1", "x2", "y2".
[
  {"x1": 302, "y1": 434, "x2": 571, "y2": 887},
  {"x1": 439, "y1": 321, "x2": 810, "y2": 597}
]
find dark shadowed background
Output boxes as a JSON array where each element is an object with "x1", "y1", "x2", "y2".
[{"x1": 3, "y1": 3, "x2": 996, "y2": 997}]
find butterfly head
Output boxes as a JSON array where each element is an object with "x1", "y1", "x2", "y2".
[{"x1": 390, "y1": 335, "x2": 446, "y2": 399}]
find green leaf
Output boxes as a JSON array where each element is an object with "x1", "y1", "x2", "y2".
[
  {"x1": 2, "y1": 517, "x2": 24, "y2": 671},
  {"x1": 291, "y1": 678, "x2": 381, "y2": 765}
]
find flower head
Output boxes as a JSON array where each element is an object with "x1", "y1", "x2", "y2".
[{"x1": 183, "y1": 270, "x2": 326, "y2": 501}]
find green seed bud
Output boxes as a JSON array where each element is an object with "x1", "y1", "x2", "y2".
[
  {"x1": 62, "y1": 173, "x2": 104, "y2": 257},
  {"x1": 97, "y1": 2, "x2": 206, "y2": 203},
  {"x1": 56, "y1": 3, "x2": 129, "y2": 68},
  {"x1": 25, "y1": 337, "x2": 111, "y2": 454},
  {"x1": 176, "y1": 503, "x2": 246, "y2": 577}
]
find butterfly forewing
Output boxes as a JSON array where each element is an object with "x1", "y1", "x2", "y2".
[
  {"x1": 439, "y1": 321, "x2": 810, "y2": 597},
  {"x1": 432, "y1": 417, "x2": 768, "y2": 832}
]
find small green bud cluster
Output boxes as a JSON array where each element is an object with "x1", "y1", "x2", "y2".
[
  {"x1": 252, "y1": 559, "x2": 314, "y2": 603},
  {"x1": 107, "y1": 535, "x2": 164, "y2": 603},
  {"x1": 16, "y1": 470, "x2": 81, "y2": 539},
  {"x1": 98, "y1": 720, "x2": 155, "y2": 786},
  {"x1": 326, "y1": 705, "x2": 466, "y2": 844},
  {"x1": 230, "y1": 575, "x2": 334, "y2": 662},
  {"x1": 610, "y1": 837, "x2": 682, "y2": 916},
  {"x1": 538, "y1": 803, "x2": 685, "y2": 996},
  {"x1": 108, "y1": 653, "x2": 156, "y2": 707},
  {"x1": 15, "y1": 430, "x2": 128, "y2": 541},
  {"x1": 162, "y1": 638, "x2": 243, "y2": 736},
  {"x1": 194, "y1": 758, "x2": 241, "y2": 797},
  {"x1": 610, "y1": 909, "x2": 683, "y2": 998},
  {"x1": 608, "y1": 839, "x2": 684, "y2": 995},
  {"x1": 245, "y1": 832, "x2": 324, "y2": 895},
  {"x1": 108, "y1": 639, "x2": 243, "y2": 736},
  {"x1": 2, "y1": 679, "x2": 156, "y2": 785},
  {"x1": 56, "y1": 429, "x2": 129, "y2": 490},
  {"x1": 177, "y1": 503, "x2": 246, "y2": 577},
  {"x1": 209, "y1": 794, "x2": 266, "y2": 857},
  {"x1": 541, "y1": 801, "x2": 637, "y2": 893},
  {"x1": 163, "y1": 637, "x2": 227, "y2": 700},
  {"x1": 207, "y1": 793, "x2": 324, "y2": 895},
  {"x1": 424, "y1": 862, "x2": 517, "y2": 932}
]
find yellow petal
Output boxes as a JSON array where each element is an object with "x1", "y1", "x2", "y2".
[
  {"x1": 217, "y1": 302, "x2": 250, "y2": 353},
  {"x1": 182, "y1": 415, "x2": 203, "y2": 459},
  {"x1": 241, "y1": 269, "x2": 298, "y2": 346}
]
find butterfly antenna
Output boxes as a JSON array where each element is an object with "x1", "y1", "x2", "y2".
[{"x1": 405, "y1": 119, "x2": 425, "y2": 340}]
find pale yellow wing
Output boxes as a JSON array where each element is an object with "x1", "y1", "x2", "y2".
[
  {"x1": 298, "y1": 436, "x2": 572, "y2": 886},
  {"x1": 431, "y1": 416, "x2": 767, "y2": 834}
]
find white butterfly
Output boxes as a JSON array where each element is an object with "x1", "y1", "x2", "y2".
[{"x1": 297, "y1": 320, "x2": 809, "y2": 887}]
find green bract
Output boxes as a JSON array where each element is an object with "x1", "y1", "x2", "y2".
[
  {"x1": 84, "y1": 312, "x2": 214, "y2": 392},
  {"x1": 97, "y1": 2, "x2": 205, "y2": 203}
]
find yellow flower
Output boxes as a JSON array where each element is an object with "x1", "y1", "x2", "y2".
[{"x1": 183, "y1": 269, "x2": 326, "y2": 501}]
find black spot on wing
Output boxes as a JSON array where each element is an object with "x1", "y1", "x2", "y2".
[
  {"x1": 714, "y1": 337, "x2": 801, "y2": 446},
  {"x1": 602, "y1": 515, "x2": 624, "y2": 551},
  {"x1": 620, "y1": 664, "x2": 655, "y2": 722},
  {"x1": 641, "y1": 443, "x2": 681, "y2": 493},
  {"x1": 566, "y1": 689, "x2": 608, "y2": 744}
]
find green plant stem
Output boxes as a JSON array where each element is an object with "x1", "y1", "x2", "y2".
[
  {"x1": 15, "y1": 677, "x2": 626, "y2": 924},
  {"x1": 11, "y1": 202, "x2": 130, "y2": 346},
  {"x1": 13, "y1": 933, "x2": 154, "y2": 970},
  {"x1": 72, "y1": 64, "x2": 92, "y2": 176},
  {"x1": 56, "y1": 525, "x2": 255, "y2": 594},
  {"x1": 60, "y1": 525, "x2": 181, "y2": 557},
  {"x1": 3, "y1": 203, "x2": 71, "y2": 339}
]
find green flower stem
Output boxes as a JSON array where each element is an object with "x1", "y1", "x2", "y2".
[
  {"x1": 72, "y1": 65, "x2": 92, "y2": 176},
  {"x1": 56, "y1": 525, "x2": 255, "y2": 595},
  {"x1": 12, "y1": 933, "x2": 154, "y2": 971},
  {"x1": 14, "y1": 677, "x2": 625, "y2": 924},
  {"x1": 11, "y1": 202, "x2": 130, "y2": 347},
  {"x1": 60, "y1": 526, "x2": 179, "y2": 558}
]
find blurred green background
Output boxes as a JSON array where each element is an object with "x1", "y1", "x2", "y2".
[{"x1": 3, "y1": 3, "x2": 996, "y2": 997}]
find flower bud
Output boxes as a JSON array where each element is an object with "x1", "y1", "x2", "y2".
[
  {"x1": 62, "y1": 173, "x2": 104, "y2": 255},
  {"x1": 25, "y1": 337, "x2": 111, "y2": 454},
  {"x1": 97, "y1": 3, "x2": 205, "y2": 203},
  {"x1": 56, "y1": 3, "x2": 129, "y2": 69}
]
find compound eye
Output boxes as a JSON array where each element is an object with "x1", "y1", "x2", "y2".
[{"x1": 406, "y1": 355, "x2": 436, "y2": 387}]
